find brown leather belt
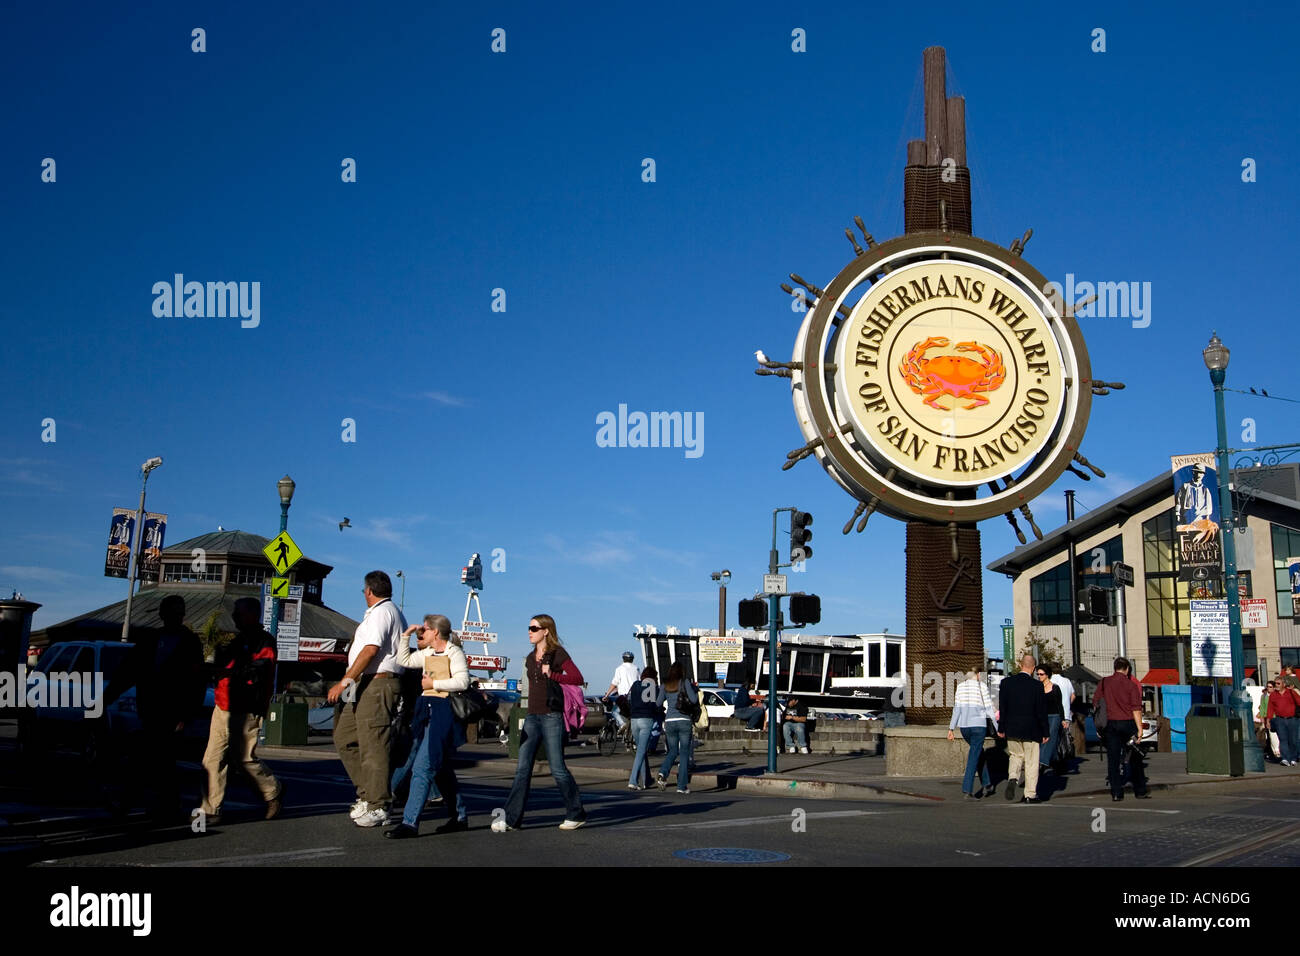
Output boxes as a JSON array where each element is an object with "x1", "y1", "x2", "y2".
[{"x1": 366, "y1": 672, "x2": 398, "y2": 679}]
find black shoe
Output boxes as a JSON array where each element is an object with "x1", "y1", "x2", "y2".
[
  {"x1": 434, "y1": 817, "x2": 469, "y2": 834},
  {"x1": 383, "y1": 824, "x2": 419, "y2": 840},
  {"x1": 1019, "y1": 797, "x2": 1042, "y2": 804},
  {"x1": 981, "y1": 785, "x2": 995, "y2": 799},
  {"x1": 1134, "y1": 791, "x2": 1151, "y2": 800},
  {"x1": 1112, "y1": 793, "x2": 1124, "y2": 802},
  {"x1": 1004, "y1": 778, "x2": 1018, "y2": 801}
]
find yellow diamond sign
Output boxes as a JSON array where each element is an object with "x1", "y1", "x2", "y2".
[{"x1": 263, "y1": 531, "x2": 303, "y2": 574}]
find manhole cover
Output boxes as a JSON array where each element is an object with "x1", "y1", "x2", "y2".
[{"x1": 674, "y1": 848, "x2": 791, "y2": 863}]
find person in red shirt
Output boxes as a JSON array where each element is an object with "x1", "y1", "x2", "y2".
[
  {"x1": 1265, "y1": 679, "x2": 1300, "y2": 766},
  {"x1": 1094, "y1": 656, "x2": 1148, "y2": 801},
  {"x1": 198, "y1": 597, "x2": 282, "y2": 825}
]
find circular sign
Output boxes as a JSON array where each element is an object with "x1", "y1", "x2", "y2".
[
  {"x1": 836, "y1": 260, "x2": 1065, "y2": 488},
  {"x1": 790, "y1": 232, "x2": 1092, "y2": 524}
]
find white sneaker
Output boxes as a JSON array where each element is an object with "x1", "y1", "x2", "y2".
[
  {"x1": 799, "y1": 746, "x2": 809, "y2": 754},
  {"x1": 491, "y1": 819, "x2": 514, "y2": 832},
  {"x1": 354, "y1": 807, "x2": 388, "y2": 828},
  {"x1": 558, "y1": 819, "x2": 586, "y2": 830},
  {"x1": 676, "y1": 788, "x2": 690, "y2": 794},
  {"x1": 349, "y1": 800, "x2": 370, "y2": 820}
]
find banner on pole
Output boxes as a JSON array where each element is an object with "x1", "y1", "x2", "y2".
[
  {"x1": 136, "y1": 512, "x2": 167, "y2": 582},
  {"x1": 104, "y1": 508, "x2": 135, "y2": 578},
  {"x1": 1171, "y1": 453, "x2": 1222, "y2": 584}
]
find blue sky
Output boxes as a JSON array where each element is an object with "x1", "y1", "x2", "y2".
[{"x1": 2, "y1": 1, "x2": 1296, "y2": 679}]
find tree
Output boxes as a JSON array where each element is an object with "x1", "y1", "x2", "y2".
[
  {"x1": 1018, "y1": 630, "x2": 1066, "y2": 673},
  {"x1": 199, "y1": 608, "x2": 235, "y2": 663}
]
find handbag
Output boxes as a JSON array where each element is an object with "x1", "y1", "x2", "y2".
[
  {"x1": 450, "y1": 688, "x2": 495, "y2": 724},
  {"x1": 677, "y1": 688, "x2": 702, "y2": 721},
  {"x1": 1093, "y1": 692, "x2": 1109, "y2": 732}
]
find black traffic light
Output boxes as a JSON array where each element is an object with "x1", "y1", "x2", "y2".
[
  {"x1": 738, "y1": 598, "x2": 768, "y2": 629},
  {"x1": 1077, "y1": 586, "x2": 1112, "y2": 624},
  {"x1": 790, "y1": 510, "x2": 813, "y2": 563},
  {"x1": 789, "y1": 592, "x2": 821, "y2": 625}
]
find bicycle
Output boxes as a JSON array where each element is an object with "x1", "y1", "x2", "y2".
[{"x1": 597, "y1": 697, "x2": 634, "y2": 756}]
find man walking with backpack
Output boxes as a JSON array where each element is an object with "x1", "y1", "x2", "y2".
[
  {"x1": 997, "y1": 653, "x2": 1049, "y2": 803},
  {"x1": 1094, "y1": 656, "x2": 1149, "y2": 801}
]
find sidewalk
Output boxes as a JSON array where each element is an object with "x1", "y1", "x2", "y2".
[{"x1": 262, "y1": 736, "x2": 1300, "y2": 803}]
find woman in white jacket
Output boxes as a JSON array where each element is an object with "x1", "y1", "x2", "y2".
[{"x1": 385, "y1": 614, "x2": 469, "y2": 839}]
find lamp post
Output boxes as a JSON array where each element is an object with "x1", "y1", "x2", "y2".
[
  {"x1": 269, "y1": 475, "x2": 295, "y2": 694},
  {"x1": 710, "y1": 570, "x2": 731, "y2": 684},
  {"x1": 121, "y1": 457, "x2": 163, "y2": 642},
  {"x1": 1202, "y1": 332, "x2": 1264, "y2": 772},
  {"x1": 396, "y1": 570, "x2": 406, "y2": 611}
]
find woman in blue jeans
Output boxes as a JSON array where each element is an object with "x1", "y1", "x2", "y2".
[
  {"x1": 492, "y1": 615, "x2": 587, "y2": 831},
  {"x1": 655, "y1": 663, "x2": 698, "y2": 794},
  {"x1": 627, "y1": 667, "x2": 660, "y2": 789},
  {"x1": 947, "y1": 670, "x2": 998, "y2": 799}
]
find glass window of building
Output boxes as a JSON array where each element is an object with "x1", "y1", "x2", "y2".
[
  {"x1": 1271, "y1": 524, "x2": 1300, "y2": 620},
  {"x1": 792, "y1": 650, "x2": 822, "y2": 692},
  {"x1": 1030, "y1": 563, "x2": 1072, "y2": 626},
  {"x1": 162, "y1": 562, "x2": 223, "y2": 584},
  {"x1": 885, "y1": 641, "x2": 902, "y2": 678},
  {"x1": 230, "y1": 565, "x2": 266, "y2": 585},
  {"x1": 674, "y1": 641, "x2": 695, "y2": 682},
  {"x1": 868, "y1": 642, "x2": 881, "y2": 679}
]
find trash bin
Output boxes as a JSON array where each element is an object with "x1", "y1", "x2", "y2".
[
  {"x1": 507, "y1": 703, "x2": 527, "y2": 760},
  {"x1": 1185, "y1": 703, "x2": 1243, "y2": 776},
  {"x1": 264, "y1": 694, "x2": 309, "y2": 746}
]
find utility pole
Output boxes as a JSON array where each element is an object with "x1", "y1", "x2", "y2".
[{"x1": 121, "y1": 457, "x2": 163, "y2": 642}]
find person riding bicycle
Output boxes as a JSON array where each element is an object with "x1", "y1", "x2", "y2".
[{"x1": 603, "y1": 651, "x2": 639, "y2": 732}]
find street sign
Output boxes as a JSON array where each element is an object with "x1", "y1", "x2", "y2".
[
  {"x1": 277, "y1": 640, "x2": 299, "y2": 663},
  {"x1": 467, "y1": 654, "x2": 505, "y2": 670},
  {"x1": 1241, "y1": 597, "x2": 1268, "y2": 629},
  {"x1": 262, "y1": 582, "x2": 303, "y2": 638},
  {"x1": 1113, "y1": 562, "x2": 1134, "y2": 587},
  {"x1": 458, "y1": 631, "x2": 497, "y2": 643},
  {"x1": 763, "y1": 574, "x2": 787, "y2": 595},
  {"x1": 699, "y1": 634, "x2": 743, "y2": 663},
  {"x1": 269, "y1": 576, "x2": 291, "y2": 599},
  {"x1": 460, "y1": 620, "x2": 491, "y2": 633},
  {"x1": 263, "y1": 531, "x2": 303, "y2": 574},
  {"x1": 1190, "y1": 599, "x2": 1231, "y2": 678}
]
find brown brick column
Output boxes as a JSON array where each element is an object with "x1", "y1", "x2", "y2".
[{"x1": 905, "y1": 522, "x2": 986, "y2": 724}]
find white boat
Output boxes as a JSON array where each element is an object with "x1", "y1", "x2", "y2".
[{"x1": 632, "y1": 628, "x2": 906, "y2": 715}]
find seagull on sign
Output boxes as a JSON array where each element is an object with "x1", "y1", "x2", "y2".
[{"x1": 339, "y1": 517, "x2": 351, "y2": 531}]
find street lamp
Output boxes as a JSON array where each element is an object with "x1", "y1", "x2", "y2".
[
  {"x1": 1202, "y1": 332, "x2": 1264, "y2": 772},
  {"x1": 396, "y1": 570, "x2": 406, "y2": 611},
  {"x1": 121, "y1": 457, "x2": 163, "y2": 641},
  {"x1": 710, "y1": 570, "x2": 731, "y2": 684},
  {"x1": 269, "y1": 475, "x2": 296, "y2": 693}
]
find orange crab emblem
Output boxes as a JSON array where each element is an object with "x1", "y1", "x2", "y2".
[{"x1": 898, "y1": 336, "x2": 1006, "y2": 410}]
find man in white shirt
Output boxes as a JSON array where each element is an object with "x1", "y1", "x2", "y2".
[
  {"x1": 1047, "y1": 669, "x2": 1076, "y2": 770},
  {"x1": 328, "y1": 570, "x2": 407, "y2": 827},
  {"x1": 603, "y1": 651, "x2": 640, "y2": 731}
]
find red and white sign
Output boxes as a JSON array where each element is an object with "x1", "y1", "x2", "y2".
[
  {"x1": 1241, "y1": 598, "x2": 1268, "y2": 629},
  {"x1": 467, "y1": 655, "x2": 505, "y2": 670},
  {"x1": 298, "y1": 638, "x2": 337, "y2": 654}
]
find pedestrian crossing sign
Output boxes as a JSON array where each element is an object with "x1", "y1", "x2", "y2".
[
  {"x1": 263, "y1": 531, "x2": 303, "y2": 574},
  {"x1": 269, "y1": 576, "x2": 291, "y2": 598}
]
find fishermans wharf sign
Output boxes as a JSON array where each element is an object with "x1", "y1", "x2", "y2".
[{"x1": 791, "y1": 234, "x2": 1093, "y2": 524}]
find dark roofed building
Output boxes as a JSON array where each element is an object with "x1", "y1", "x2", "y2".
[{"x1": 32, "y1": 530, "x2": 359, "y2": 676}]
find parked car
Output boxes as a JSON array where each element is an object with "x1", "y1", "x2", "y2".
[
  {"x1": 701, "y1": 688, "x2": 737, "y2": 719},
  {"x1": 17, "y1": 640, "x2": 215, "y2": 766}
]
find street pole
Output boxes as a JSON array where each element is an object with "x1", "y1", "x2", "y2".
[
  {"x1": 269, "y1": 475, "x2": 295, "y2": 697},
  {"x1": 1065, "y1": 490, "x2": 1080, "y2": 666},
  {"x1": 121, "y1": 457, "x2": 162, "y2": 642},
  {"x1": 767, "y1": 511, "x2": 783, "y2": 773},
  {"x1": 1204, "y1": 333, "x2": 1264, "y2": 772},
  {"x1": 1115, "y1": 584, "x2": 1127, "y2": 657}
]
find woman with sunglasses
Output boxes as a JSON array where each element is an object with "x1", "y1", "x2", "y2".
[
  {"x1": 1037, "y1": 663, "x2": 1066, "y2": 774},
  {"x1": 492, "y1": 615, "x2": 587, "y2": 831}
]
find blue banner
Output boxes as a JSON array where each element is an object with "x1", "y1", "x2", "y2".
[
  {"x1": 1171, "y1": 453, "x2": 1222, "y2": 584},
  {"x1": 104, "y1": 508, "x2": 135, "y2": 578},
  {"x1": 137, "y1": 512, "x2": 167, "y2": 582}
]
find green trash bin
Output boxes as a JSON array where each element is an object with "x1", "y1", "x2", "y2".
[
  {"x1": 507, "y1": 703, "x2": 527, "y2": 760},
  {"x1": 1185, "y1": 703, "x2": 1243, "y2": 776},
  {"x1": 263, "y1": 694, "x2": 309, "y2": 746}
]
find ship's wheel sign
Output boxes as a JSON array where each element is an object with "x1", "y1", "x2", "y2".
[{"x1": 782, "y1": 232, "x2": 1099, "y2": 525}]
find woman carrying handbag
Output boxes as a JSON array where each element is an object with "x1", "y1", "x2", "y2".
[{"x1": 492, "y1": 615, "x2": 588, "y2": 831}]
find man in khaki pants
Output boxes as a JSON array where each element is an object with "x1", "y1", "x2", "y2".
[
  {"x1": 328, "y1": 571, "x2": 407, "y2": 828},
  {"x1": 996, "y1": 653, "x2": 1049, "y2": 804},
  {"x1": 200, "y1": 597, "x2": 282, "y2": 824}
]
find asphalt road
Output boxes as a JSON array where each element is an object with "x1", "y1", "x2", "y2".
[{"x1": 11, "y1": 749, "x2": 1300, "y2": 868}]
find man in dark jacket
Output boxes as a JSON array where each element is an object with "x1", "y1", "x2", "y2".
[
  {"x1": 106, "y1": 594, "x2": 206, "y2": 819},
  {"x1": 997, "y1": 653, "x2": 1049, "y2": 803}
]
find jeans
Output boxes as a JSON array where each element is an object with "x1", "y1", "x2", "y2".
[
  {"x1": 659, "y1": 720, "x2": 693, "y2": 789},
  {"x1": 733, "y1": 705, "x2": 766, "y2": 729},
  {"x1": 504, "y1": 711, "x2": 585, "y2": 827},
  {"x1": 1272, "y1": 715, "x2": 1300, "y2": 763},
  {"x1": 1041, "y1": 719, "x2": 1062, "y2": 767},
  {"x1": 400, "y1": 697, "x2": 465, "y2": 829},
  {"x1": 608, "y1": 698, "x2": 628, "y2": 732},
  {"x1": 393, "y1": 703, "x2": 467, "y2": 825},
  {"x1": 628, "y1": 717, "x2": 656, "y2": 787},
  {"x1": 959, "y1": 726, "x2": 990, "y2": 794},
  {"x1": 782, "y1": 721, "x2": 808, "y2": 750},
  {"x1": 1105, "y1": 720, "x2": 1147, "y2": 795}
]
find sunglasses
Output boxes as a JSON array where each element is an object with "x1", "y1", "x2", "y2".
[{"x1": 528, "y1": 625, "x2": 544, "y2": 632}]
